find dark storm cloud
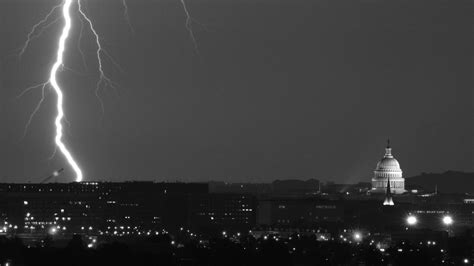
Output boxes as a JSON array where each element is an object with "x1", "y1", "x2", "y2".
[{"x1": 0, "y1": 0, "x2": 472, "y2": 183}]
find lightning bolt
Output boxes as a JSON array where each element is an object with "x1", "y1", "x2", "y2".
[
  {"x1": 78, "y1": 0, "x2": 118, "y2": 116},
  {"x1": 17, "y1": 2, "x2": 63, "y2": 60},
  {"x1": 16, "y1": 3, "x2": 62, "y2": 137},
  {"x1": 179, "y1": 0, "x2": 199, "y2": 54},
  {"x1": 20, "y1": 82, "x2": 49, "y2": 140},
  {"x1": 16, "y1": 0, "x2": 203, "y2": 183},
  {"x1": 50, "y1": 0, "x2": 83, "y2": 182},
  {"x1": 18, "y1": 0, "x2": 121, "y2": 183},
  {"x1": 77, "y1": 14, "x2": 88, "y2": 71},
  {"x1": 121, "y1": 0, "x2": 134, "y2": 34}
]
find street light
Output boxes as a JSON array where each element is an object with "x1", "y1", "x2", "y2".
[
  {"x1": 406, "y1": 215, "x2": 417, "y2": 226},
  {"x1": 49, "y1": 227, "x2": 57, "y2": 235},
  {"x1": 442, "y1": 215, "x2": 453, "y2": 226},
  {"x1": 353, "y1": 232, "x2": 362, "y2": 242}
]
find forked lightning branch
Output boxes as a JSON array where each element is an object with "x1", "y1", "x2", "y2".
[{"x1": 17, "y1": 0, "x2": 199, "y2": 182}]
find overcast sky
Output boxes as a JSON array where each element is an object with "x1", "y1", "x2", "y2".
[{"x1": 0, "y1": 0, "x2": 472, "y2": 183}]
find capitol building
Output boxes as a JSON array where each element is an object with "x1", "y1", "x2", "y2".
[{"x1": 371, "y1": 140, "x2": 405, "y2": 194}]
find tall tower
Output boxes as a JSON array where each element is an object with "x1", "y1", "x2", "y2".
[
  {"x1": 371, "y1": 140, "x2": 405, "y2": 194},
  {"x1": 383, "y1": 177, "x2": 395, "y2": 206}
]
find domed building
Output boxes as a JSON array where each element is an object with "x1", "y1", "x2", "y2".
[{"x1": 371, "y1": 140, "x2": 405, "y2": 194}]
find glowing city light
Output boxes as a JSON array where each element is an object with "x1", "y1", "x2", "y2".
[
  {"x1": 353, "y1": 232, "x2": 362, "y2": 241},
  {"x1": 406, "y1": 215, "x2": 417, "y2": 226},
  {"x1": 442, "y1": 215, "x2": 453, "y2": 225},
  {"x1": 49, "y1": 227, "x2": 57, "y2": 235}
]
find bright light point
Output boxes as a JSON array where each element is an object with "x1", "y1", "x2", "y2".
[
  {"x1": 50, "y1": 227, "x2": 57, "y2": 235},
  {"x1": 464, "y1": 258, "x2": 469, "y2": 264},
  {"x1": 406, "y1": 215, "x2": 417, "y2": 226},
  {"x1": 353, "y1": 232, "x2": 362, "y2": 241},
  {"x1": 443, "y1": 215, "x2": 453, "y2": 225},
  {"x1": 23, "y1": 201, "x2": 28, "y2": 205}
]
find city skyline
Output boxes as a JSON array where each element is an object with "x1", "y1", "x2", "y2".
[
  {"x1": 0, "y1": 0, "x2": 474, "y2": 266},
  {"x1": 0, "y1": 1, "x2": 472, "y2": 265}
]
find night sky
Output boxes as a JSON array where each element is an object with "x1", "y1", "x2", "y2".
[{"x1": 0, "y1": 0, "x2": 472, "y2": 183}]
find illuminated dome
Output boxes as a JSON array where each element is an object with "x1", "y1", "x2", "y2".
[
  {"x1": 374, "y1": 149, "x2": 402, "y2": 178},
  {"x1": 371, "y1": 140, "x2": 405, "y2": 194}
]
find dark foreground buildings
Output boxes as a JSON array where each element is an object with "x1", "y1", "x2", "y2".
[
  {"x1": 0, "y1": 144, "x2": 473, "y2": 264},
  {"x1": 0, "y1": 180, "x2": 473, "y2": 265},
  {"x1": 0, "y1": 180, "x2": 473, "y2": 239},
  {"x1": 0, "y1": 182, "x2": 258, "y2": 237}
]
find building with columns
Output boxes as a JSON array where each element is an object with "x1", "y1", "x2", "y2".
[{"x1": 371, "y1": 140, "x2": 405, "y2": 194}]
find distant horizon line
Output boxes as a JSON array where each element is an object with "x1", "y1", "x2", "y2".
[{"x1": 0, "y1": 170, "x2": 471, "y2": 184}]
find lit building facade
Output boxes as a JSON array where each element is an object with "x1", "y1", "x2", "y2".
[
  {"x1": 0, "y1": 182, "x2": 209, "y2": 236},
  {"x1": 188, "y1": 193, "x2": 257, "y2": 233},
  {"x1": 256, "y1": 197, "x2": 344, "y2": 228},
  {"x1": 371, "y1": 141, "x2": 405, "y2": 194}
]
